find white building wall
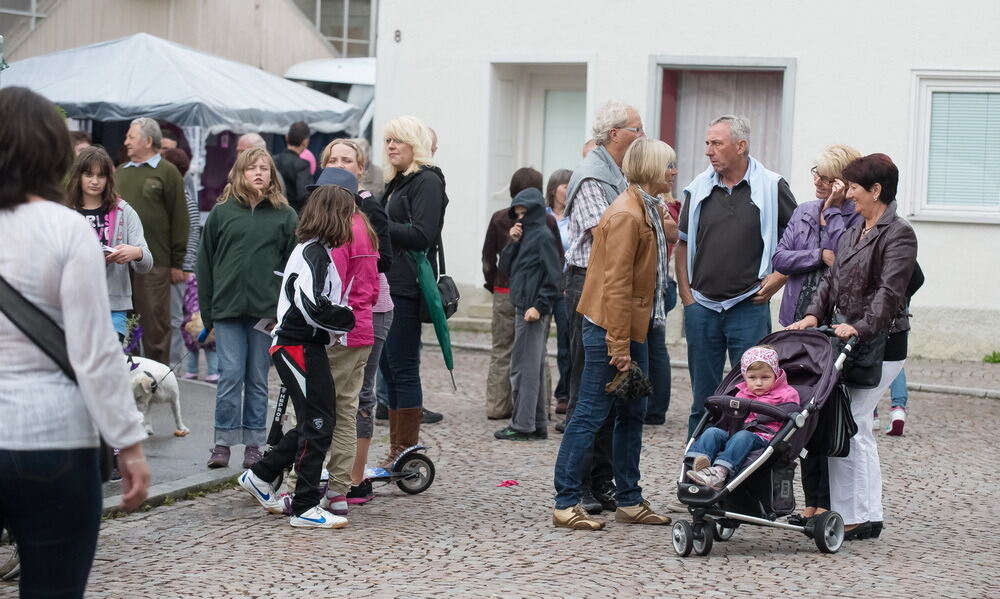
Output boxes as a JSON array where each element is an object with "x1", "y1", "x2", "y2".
[{"x1": 375, "y1": 0, "x2": 1000, "y2": 360}]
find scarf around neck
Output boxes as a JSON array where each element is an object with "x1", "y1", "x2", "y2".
[{"x1": 638, "y1": 187, "x2": 668, "y2": 325}]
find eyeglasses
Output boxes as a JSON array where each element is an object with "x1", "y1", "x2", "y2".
[
  {"x1": 617, "y1": 126, "x2": 644, "y2": 134},
  {"x1": 810, "y1": 167, "x2": 836, "y2": 185},
  {"x1": 666, "y1": 162, "x2": 677, "y2": 170}
]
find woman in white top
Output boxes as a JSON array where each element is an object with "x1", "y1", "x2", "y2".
[{"x1": 0, "y1": 87, "x2": 150, "y2": 598}]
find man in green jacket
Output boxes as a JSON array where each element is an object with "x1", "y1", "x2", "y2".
[{"x1": 115, "y1": 117, "x2": 188, "y2": 364}]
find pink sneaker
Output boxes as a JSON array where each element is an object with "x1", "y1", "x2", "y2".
[
  {"x1": 204, "y1": 374, "x2": 220, "y2": 384},
  {"x1": 182, "y1": 372, "x2": 198, "y2": 380}
]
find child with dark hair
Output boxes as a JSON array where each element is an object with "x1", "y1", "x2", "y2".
[
  {"x1": 237, "y1": 185, "x2": 356, "y2": 529},
  {"x1": 493, "y1": 180, "x2": 562, "y2": 441}
]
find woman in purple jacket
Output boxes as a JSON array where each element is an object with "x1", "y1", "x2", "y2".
[{"x1": 773, "y1": 144, "x2": 860, "y2": 521}]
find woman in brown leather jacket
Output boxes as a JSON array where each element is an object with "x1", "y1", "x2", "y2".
[
  {"x1": 552, "y1": 138, "x2": 676, "y2": 530},
  {"x1": 788, "y1": 153, "x2": 917, "y2": 541}
]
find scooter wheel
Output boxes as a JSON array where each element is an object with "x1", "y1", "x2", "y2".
[{"x1": 395, "y1": 453, "x2": 435, "y2": 494}]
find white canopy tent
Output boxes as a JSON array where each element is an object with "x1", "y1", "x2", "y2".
[
  {"x1": 285, "y1": 57, "x2": 375, "y2": 139},
  {"x1": 1, "y1": 32, "x2": 360, "y2": 198}
]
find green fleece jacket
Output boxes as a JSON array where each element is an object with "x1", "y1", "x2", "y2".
[
  {"x1": 196, "y1": 198, "x2": 298, "y2": 330},
  {"x1": 114, "y1": 159, "x2": 188, "y2": 268}
]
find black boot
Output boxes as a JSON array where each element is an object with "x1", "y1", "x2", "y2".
[
  {"x1": 592, "y1": 481, "x2": 617, "y2": 512},
  {"x1": 579, "y1": 489, "x2": 602, "y2": 515}
]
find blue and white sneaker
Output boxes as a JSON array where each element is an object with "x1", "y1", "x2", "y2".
[
  {"x1": 239, "y1": 469, "x2": 284, "y2": 514},
  {"x1": 289, "y1": 505, "x2": 348, "y2": 529}
]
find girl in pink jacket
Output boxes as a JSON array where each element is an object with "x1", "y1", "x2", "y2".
[
  {"x1": 685, "y1": 346, "x2": 800, "y2": 491},
  {"x1": 319, "y1": 202, "x2": 380, "y2": 516}
]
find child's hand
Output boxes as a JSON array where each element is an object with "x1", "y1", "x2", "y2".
[
  {"x1": 508, "y1": 222, "x2": 523, "y2": 241},
  {"x1": 524, "y1": 307, "x2": 540, "y2": 322}
]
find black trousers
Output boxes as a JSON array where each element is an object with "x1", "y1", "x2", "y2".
[
  {"x1": 253, "y1": 343, "x2": 336, "y2": 516},
  {"x1": 801, "y1": 453, "x2": 831, "y2": 510},
  {"x1": 0, "y1": 448, "x2": 102, "y2": 599},
  {"x1": 562, "y1": 267, "x2": 614, "y2": 492}
]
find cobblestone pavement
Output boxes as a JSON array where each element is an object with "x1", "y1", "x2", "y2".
[{"x1": 4, "y1": 346, "x2": 999, "y2": 598}]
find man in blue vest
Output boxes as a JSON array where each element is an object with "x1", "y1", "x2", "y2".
[
  {"x1": 675, "y1": 115, "x2": 797, "y2": 437},
  {"x1": 559, "y1": 101, "x2": 644, "y2": 514}
]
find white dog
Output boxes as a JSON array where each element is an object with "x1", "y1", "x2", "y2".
[{"x1": 129, "y1": 356, "x2": 190, "y2": 437}]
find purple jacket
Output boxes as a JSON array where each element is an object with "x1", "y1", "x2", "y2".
[{"x1": 773, "y1": 199, "x2": 861, "y2": 326}]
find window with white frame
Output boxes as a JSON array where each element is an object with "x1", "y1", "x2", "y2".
[
  {"x1": 910, "y1": 71, "x2": 1000, "y2": 222},
  {"x1": 293, "y1": 0, "x2": 376, "y2": 57}
]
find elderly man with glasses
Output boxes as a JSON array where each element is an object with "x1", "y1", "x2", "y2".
[{"x1": 557, "y1": 100, "x2": 644, "y2": 515}]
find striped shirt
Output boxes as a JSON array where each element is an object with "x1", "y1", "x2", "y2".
[
  {"x1": 564, "y1": 180, "x2": 612, "y2": 268},
  {"x1": 182, "y1": 190, "x2": 201, "y2": 272}
]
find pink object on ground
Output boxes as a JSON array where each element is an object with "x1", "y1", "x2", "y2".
[{"x1": 496, "y1": 480, "x2": 519, "y2": 487}]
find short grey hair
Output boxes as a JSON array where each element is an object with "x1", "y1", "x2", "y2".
[
  {"x1": 592, "y1": 101, "x2": 635, "y2": 146},
  {"x1": 238, "y1": 133, "x2": 267, "y2": 150},
  {"x1": 709, "y1": 115, "x2": 751, "y2": 151},
  {"x1": 130, "y1": 117, "x2": 162, "y2": 149}
]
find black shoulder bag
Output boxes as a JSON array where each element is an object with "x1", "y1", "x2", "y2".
[{"x1": 0, "y1": 274, "x2": 116, "y2": 481}]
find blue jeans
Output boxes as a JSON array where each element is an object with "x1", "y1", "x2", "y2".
[
  {"x1": 0, "y1": 448, "x2": 102, "y2": 598},
  {"x1": 645, "y1": 320, "x2": 672, "y2": 422},
  {"x1": 379, "y1": 295, "x2": 424, "y2": 409},
  {"x1": 553, "y1": 296, "x2": 571, "y2": 402},
  {"x1": 686, "y1": 427, "x2": 767, "y2": 472},
  {"x1": 214, "y1": 317, "x2": 272, "y2": 447},
  {"x1": 684, "y1": 299, "x2": 770, "y2": 436},
  {"x1": 184, "y1": 348, "x2": 219, "y2": 376},
  {"x1": 889, "y1": 369, "x2": 908, "y2": 409},
  {"x1": 553, "y1": 320, "x2": 648, "y2": 509}
]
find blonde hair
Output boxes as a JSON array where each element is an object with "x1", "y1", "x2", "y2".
[
  {"x1": 815, "y1": 144, "x2": 862, "y2": 180},
  {"x1": 218, "y1": 147, "x2": 288, "y2": 209},
  {"x1": 622, "y1": 138, "x2": 676, "y2": 187},
  {"x1": 382, "y1": 115, "x2": 434, "y2": 182},
  {"x1": 319, "y1": 138, "x2": 367, "y2": 171}
]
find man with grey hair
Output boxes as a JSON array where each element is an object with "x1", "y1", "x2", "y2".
[
  {"x1": 557, "y1": 100, "x2": 644, "y2": 514},
  {"x1": 675, "y1": 115, "x2": 797, "y2": 436},
  {"x1": 115, "y1": 117, "x2": 188, "y2": 364},
  {"x1": 236, "y1": 132, "x2": 267, "y2": 153}
]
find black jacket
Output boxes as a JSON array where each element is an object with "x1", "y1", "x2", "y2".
[
  {"x1": 499, "y1": 189, "x2": 561, "y2": 315},
  {"x1": 356, "y1": 189, "x2": 392, "y2": 274},
  {"x1": 273, "y1": 149, "x2": 313, "y2": 211},
  {"x1": 383, "y1": 166, "x2": 449, "y2": 298}
]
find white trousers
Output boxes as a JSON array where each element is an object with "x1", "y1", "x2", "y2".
[{"x1": 829, "y1": 359, "x2": 904, "y2": 525}]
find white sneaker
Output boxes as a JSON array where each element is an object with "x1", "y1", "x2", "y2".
[
  {"x1": 320, "y1": 493, "x2": 349, "y2": 515},
  {"x1": 239, "y1": 469, "x2": 285, "y2": 514},
  {"x1": 289, "y1": 505, "x2": 348, "y2": 529},
  {"x1": 886, "y1": 407, "x2": 906, "y2": 436},
  {"x1": 872, "y1": 417, "x2": 881, "y2": 430}
]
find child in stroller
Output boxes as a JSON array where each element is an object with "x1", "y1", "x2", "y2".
[{"x1": 685, "y1": 345, "x2": 799, "y2": 490}]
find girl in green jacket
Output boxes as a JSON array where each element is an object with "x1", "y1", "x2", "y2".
[{"x1": 197, "y1": 147, "x2": 298, "y2": 470}]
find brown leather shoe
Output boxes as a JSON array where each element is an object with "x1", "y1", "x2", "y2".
[
  {"x1": 615, "y1": 500, "x2": 672, "y2": 525},
  {"x1": 553, "y1": 505, "x2": 606, "y2": 530}
]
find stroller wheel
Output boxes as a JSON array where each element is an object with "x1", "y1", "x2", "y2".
[
  {"x1": 812, "y1": 511, "x2": 844, "y2": 553},
  {"x1": 714, "y1": 521, "x2": 738, "y2": 542},
  {"x1": 394, "y1": 453, "x2": 435, "y2": 495},
  {"x1": 671, "y1": 520, "x2": 694, "y2": 557},
  {"x1": 693, "y1": 520, "x2": 715, "y2": 556}
]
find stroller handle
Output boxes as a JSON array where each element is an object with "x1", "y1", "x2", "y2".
[{"x1": 810, "y1": 326, "x2": 859, "y2": 370}]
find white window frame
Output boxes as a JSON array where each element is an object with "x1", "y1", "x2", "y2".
[{"x1": 907, "y1": 69, "x2": 1000, "y2": 224}]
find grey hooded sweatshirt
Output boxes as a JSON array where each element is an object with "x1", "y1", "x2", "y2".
[{"x1": 104, "y1": 200, "x2": 154, "y2": 310}]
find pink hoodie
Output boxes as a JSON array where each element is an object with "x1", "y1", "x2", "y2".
[
  {"x1": 735, "y1": 369, "x2": 800, "y2": 442},
  {"x1": 330, "y1": 214, "x2": 379, "y2": 347}
]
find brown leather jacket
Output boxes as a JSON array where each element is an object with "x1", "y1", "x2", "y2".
[
  {"x1": 806, "y1": 201, "x2": 917, "y2": 340},
  {"x1": 576, "y1": 188, "x2": 659, "y2": 356}
]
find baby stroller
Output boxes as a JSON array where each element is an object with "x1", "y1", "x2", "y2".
[{"x1": 671, "y1": 328, "x2": 855, "y2": 556}]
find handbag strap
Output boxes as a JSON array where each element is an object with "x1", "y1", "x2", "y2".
[
  {"x1": 401, "y1": 193, "x2": 447, "y2": 275},
  {"x1": 0, "y1": 274, "x2": 77, "y2": 382}
]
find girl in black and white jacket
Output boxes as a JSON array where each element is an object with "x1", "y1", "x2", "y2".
[{"x1": 237, "y1": 185, "x2": 357, "y2": 529}]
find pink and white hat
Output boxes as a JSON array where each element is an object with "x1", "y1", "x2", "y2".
[{"x1": 740, "y1": 346, "x2": 780, "y2": 378}]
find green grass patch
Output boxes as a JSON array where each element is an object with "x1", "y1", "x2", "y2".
[{"x1": 984, "y1": 351, "x2": 1000, "y2": 364}]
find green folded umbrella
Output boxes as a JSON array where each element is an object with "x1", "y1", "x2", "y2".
[{"x1": 408, "y1": 250, "x2": 457, "y2": 390}]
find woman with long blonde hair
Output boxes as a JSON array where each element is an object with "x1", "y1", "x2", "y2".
[
  {"x1": 378, "y1": 115, "x2": 449, "y2": 464},
  {"x1": 197, "y1": 147, "x2": 298, "y2": 469}
]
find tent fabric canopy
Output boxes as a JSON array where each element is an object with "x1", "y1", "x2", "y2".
[{"x1": 1, "y1": 32, "x2": 359, "y2": 136}]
